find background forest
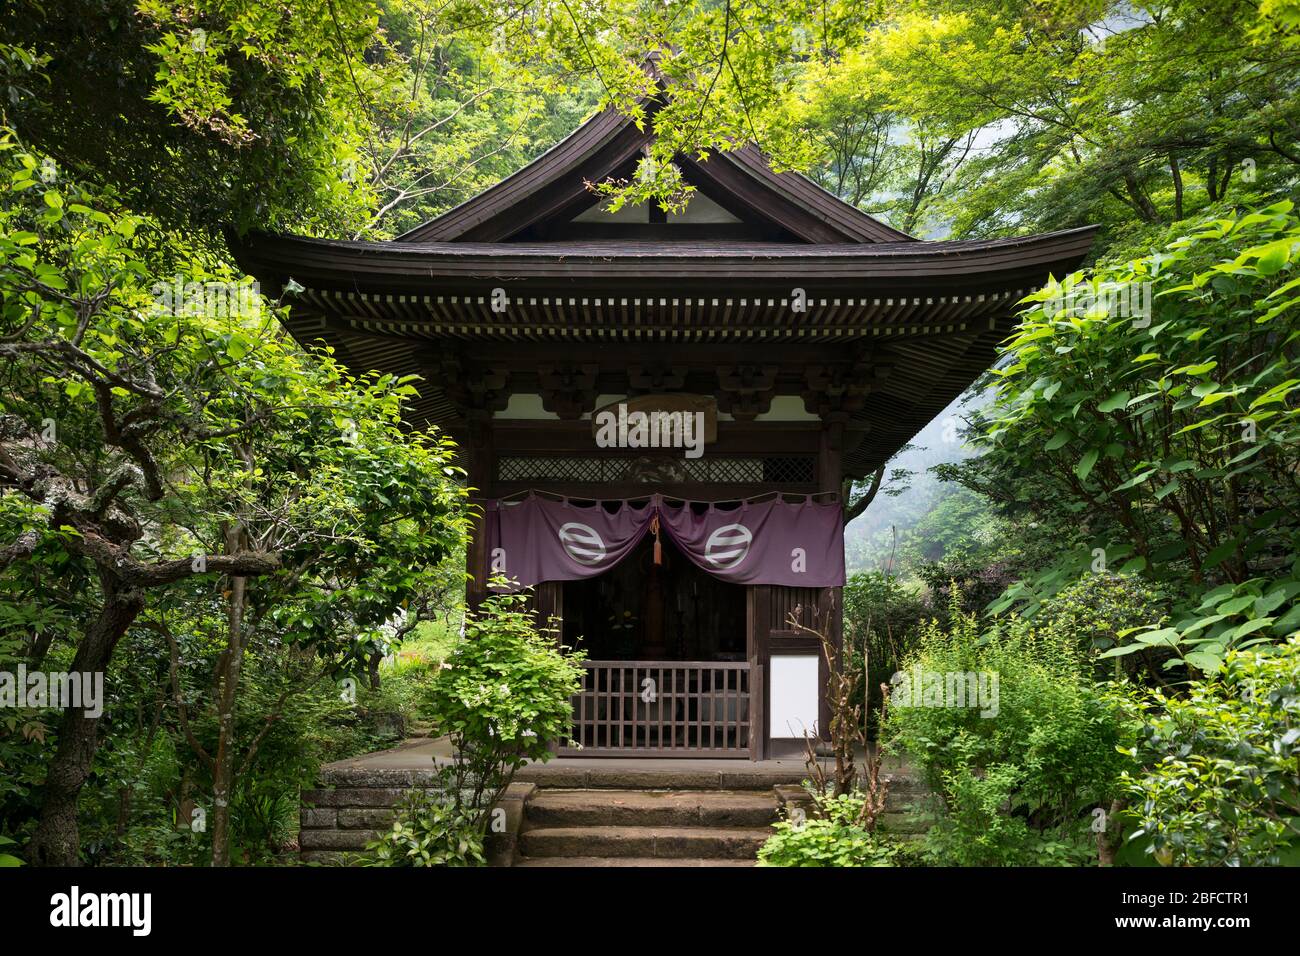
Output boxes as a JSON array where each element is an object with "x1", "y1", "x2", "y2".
[{"x1": 0, "y1": 0, "x2": 1298, "y2": 867}]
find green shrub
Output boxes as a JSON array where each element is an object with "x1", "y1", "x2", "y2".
[
  {"x1": 1034, "y1": 571, "x2": 1172, "y2": 684},
  {"x1": 0, "y1": 836, "x2": 22, "y2": 867},
  {"x1": 917, "y1": 553, "x2": 1043, "y2": 621},
  {"x1": 922, "y1": 759, "x2": 1097, "y2": 866},
  {"x1": 758, "y1": 818, "x2": 895, "y2": 867},
  {"x1": 1101, "y1": 575, "x2": 1300, "y2": 677},
  {"x1": 925, "y1": 761, "x2": 1029, "y2": 865},
  {"x1": 1120, "y1": 637, "x2": 1300, "y2": 866},
  {"x1": 363, "y1": 591, "x2": 584, "y2": 868},
  {"x1": 885, "y1": 592, "x2": 1133, "y2": 865},
  {"x1": 975, "y1": 202, "x2": 1300, "y2": 622},
  {"x1": 416, "y1": 590, "x2": 584, "y2": 844},
  {"x1": 362, "y1": 787, "x2": 484, "y2": 867},
  {"x1": 843, "y1": 571, "x2": 930, "y2": 734},
  {"x1": 758, "y1": 793, "x2": 897, "y2": 867},
  {"x1": 843, "y1": 572, "x2": 929, "y2": 653},
  {"x1": 1035, "y1": 572, "x2": 1168, "y2": 656}
]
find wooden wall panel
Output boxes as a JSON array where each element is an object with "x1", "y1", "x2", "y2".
[{"x1": 769, "y1": 586, "x2": 823, "y2": 631}]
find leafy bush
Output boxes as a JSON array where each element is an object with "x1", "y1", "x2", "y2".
[
  {"x1": 973, "y1": 202, "x2": 1300, "y2": 624},
  {"x1": 842, "y1": 571, "x2": 929, "y2": 733},
  {"x1": 1035, "y1": 572, "x2": 1172, "y2": 682},
  {"x1": 885, "y1": 593, "x2": 1133, "y2": 865},
  {"x1": 758, "y1": 793, "x2": 898, "y2": 867},
  {"x1": 418, "y1": 590, "x2": 584, "y2": 833},
  {"x1": 923, "y1": 759, "x2": 1096, "y2": 867},
  {"x1": 917, "y1": 554, "x2": 1032, "y2": 619},
  {"x1": 1103, "y1": 575, "x2": 1300, "y2": 676},
  {"x1": 758, "y1": 818, "x2": 896, "y2": 868},
  {"x1": 0, "y1": 835, "x2": 22, "y2": 867},
  {"x1": 1120, "y1": 637, "x2": 1300, "y2": 866},
  {"x1": 924, "y1": 761, "x2": 1031, "y2": 866},
  {"x1": 909, "y1": 494, "x2": 1072, "y2": 622},
  {"x1": 844, "y1": 571, "x2": 929, "y2": 655},
  {"x1": 362, "y1": 787, "x2": 484, "y2": 868},
  {"x1": 360, "y1": 592, "x2": 584, "y2": 868},
  {"x1": 1036, "y1": 573, "x2": 1168, "y2": 656}
]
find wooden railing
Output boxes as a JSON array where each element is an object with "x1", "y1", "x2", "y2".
[{"x1": 557, "y1": 660, "x2": 752, "y2": 757}]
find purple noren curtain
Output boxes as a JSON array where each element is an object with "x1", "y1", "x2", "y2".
[{"x1": 484, "y1": 493, "x2": 844, "y2": 590}]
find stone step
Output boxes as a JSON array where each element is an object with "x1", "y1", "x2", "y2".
[
  {"x1": 517, "y1": 856, "x2": 756, "y2": 867},
  {"x1": 519, "y1": 825, "x2": 771, "y2": 860},
  {"x1": 877, "y1": 811, "x2": 929, "y2": 834},
  {"x1": 526, "y1": 789, "x2": 778, "y2": 828},
  {"x1": 883, "y1": 773, "x2": 930, "y2": 796},
  {"x1": 516, "y1": 766, "x2": 808, "y2": 791},
  {"x1": 886, "y1": 787, "x2": 929, "y2": 813},
  {"x1": 515, "y1": 766, "x2": 931, "y2": 793}
]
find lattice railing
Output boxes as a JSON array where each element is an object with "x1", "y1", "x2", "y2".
[{"x1": 557, "y1": 660, "x2": 752, "y2": 757}]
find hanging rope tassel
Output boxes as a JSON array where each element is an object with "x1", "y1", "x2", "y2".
[{"x1": 650, "y1": 514, "x2": 662, "y2": 565}]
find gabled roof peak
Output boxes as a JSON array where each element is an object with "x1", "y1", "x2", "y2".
[{"x1": 398, "y1": 102, "x2": 914, "y2": 245}]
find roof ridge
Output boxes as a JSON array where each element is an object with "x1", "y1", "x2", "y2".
[{"x1": 396, "y1": 97, "x2": 911, "y2": 245}]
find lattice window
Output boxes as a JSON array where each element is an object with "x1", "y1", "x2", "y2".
[
  {"x1": 496, "y1": 456, "x2": 613, "y2": 483},
  {"x1": 761, "y1": 456, "x2": 816, "y2": 483},
  {"x1": 496, "y1": 455, "x2": 816, "y2": 485}
]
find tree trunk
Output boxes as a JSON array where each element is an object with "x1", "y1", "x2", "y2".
[
  {"x1": 1169, "y1": 152, "x2": 1184, "y2": 221},
  {"x1": 842, "y1": 465, "x2": 887, "y2": 524},
  {"x1": 26, "y1": 576, "x2": 143, "y2": 866},
  {"x1": 1123, "y1": 170, "x2": 1162, "y2": 224},
  {"x1": 1096, "y1": 798, "x2": 1128, "y2": 866},
  {"x1": 1217, "y1": 156, "x2": 1234, "y2": 201},
  {"x1": 210, "y1": 569, "x2": 248, "y2": 867},
  {"x1": 176, "y1": 767, "x2": 196, "y2": 832},
  {"x1": 26, "y1": 626, "x2": 57, "y2": 670}
]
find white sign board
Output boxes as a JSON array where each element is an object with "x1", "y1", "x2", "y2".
[{"x1": 769, "y1": 654, "x2": 819, "y2": 738}]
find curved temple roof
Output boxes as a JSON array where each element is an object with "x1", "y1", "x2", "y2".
[
  {"x1": 232, "y1": 228, "x2": 1096, "y2": 296},
  {"x1": 228, "y1": 101, "x2": 1097, "y2": 479}
]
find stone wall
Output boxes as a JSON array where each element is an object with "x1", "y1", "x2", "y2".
[
  {"x1": 773, "y1": 771, "x2": 935, "y2": 839},
  {"x1": 299, "y1": 767, "x2": 533, "y2": 866}
]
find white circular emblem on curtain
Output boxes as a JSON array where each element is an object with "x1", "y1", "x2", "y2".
[
  {"x1": 705, "y1": 523, "x2": 752, "y2": 569},
  {"x1": 558, "y1": 522, "x2": 607, "y2": 565}
]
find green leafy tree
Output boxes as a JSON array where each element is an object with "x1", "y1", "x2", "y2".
[
  {"x1": 970, "y1": 201, "x2": 1300, "y2": 668},
  {"x1": 803, "y1": 0, "x2": 1300, "y2": 242},
  {"x1": 0, "y1": 137, "x2": 468, "y2": 864}
]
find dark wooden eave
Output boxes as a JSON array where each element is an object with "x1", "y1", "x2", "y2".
[
  {"x1": 229, "y1": 226, "x2": 1096, "y2": 481},
  {"x1": 232, "y1": 227, "x2": 1097, "y2": 299}
]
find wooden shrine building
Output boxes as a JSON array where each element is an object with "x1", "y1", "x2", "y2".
[{"x1": 231, "y1": 101, "x2": 1096, "y2": 760}]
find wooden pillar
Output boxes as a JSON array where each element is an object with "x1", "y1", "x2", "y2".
[
  {"x1": 464, "y1": 417, "x2": 494, "y2": 611},
  {"x1": 747, "y1": 584, "x2": 770, "y2": 761},
  {"x1": 818, "y1": 420, "x2": 844, "y2": 498},
  {"x1": 818, "y1": 420, "x2": 845, "y2": 742}
]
